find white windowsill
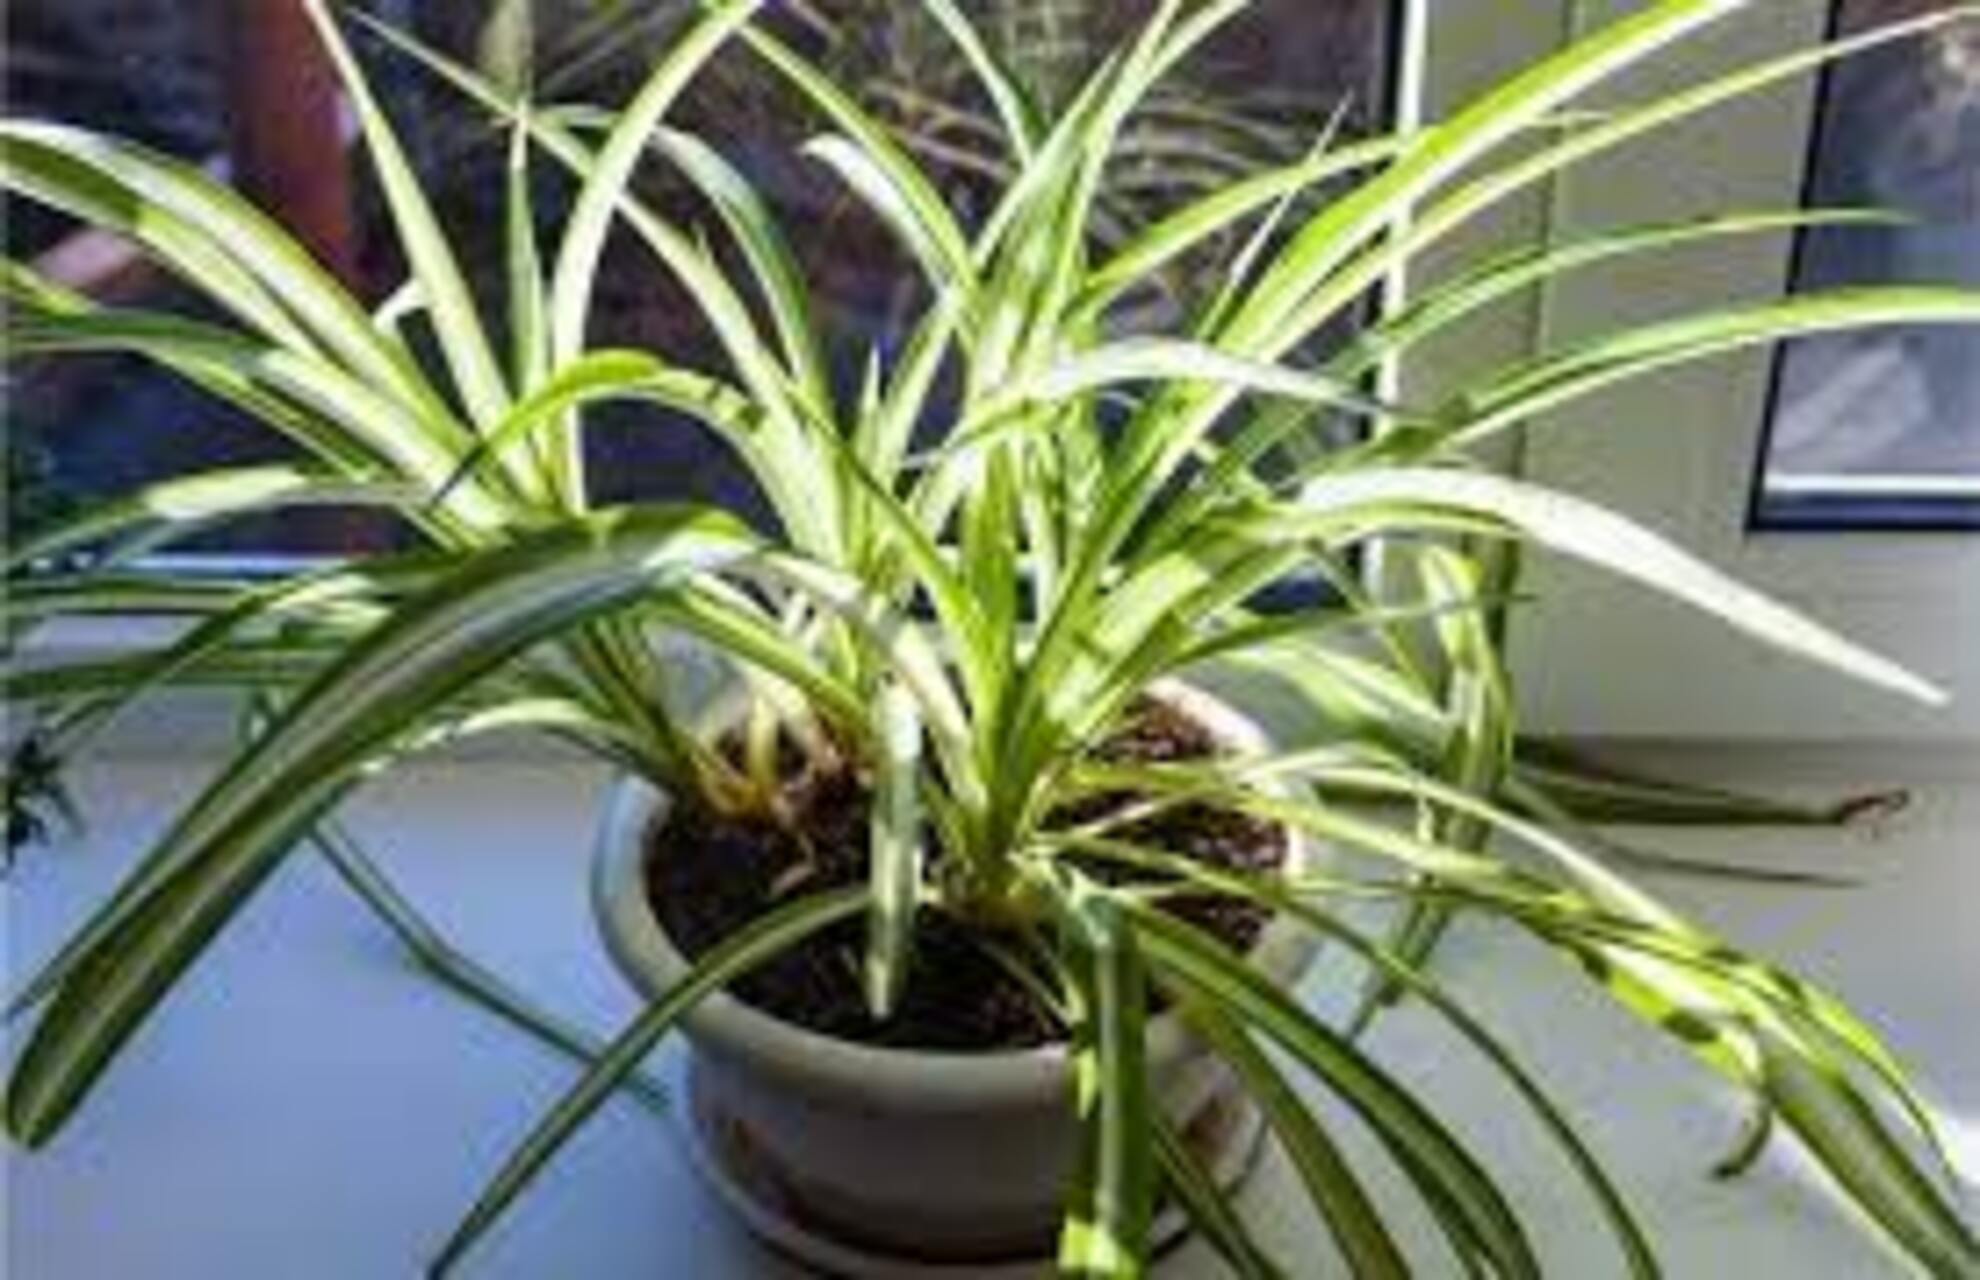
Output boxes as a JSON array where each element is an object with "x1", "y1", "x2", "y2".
[{"x1": 4, "y1": 740, "x2": 1974, "y2": 1277}]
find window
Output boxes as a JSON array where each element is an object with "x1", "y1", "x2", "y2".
[
  {"x1": 4, "y1": 1, "x2": 1398, "y2": 563},
  {"x1": 1504, "y1": 0, "x2": 1980, "y2": 742},
  {"x1": 1755, "y1": 0, "x2": 1980, "y2": 530}
]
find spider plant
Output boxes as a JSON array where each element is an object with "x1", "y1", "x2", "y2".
[
  {"x1": 4, "y1": 0, "x2": 1979, "y2": 1275},
  {"x1": 518, "y1": 0, "x2": 1353, "y2": 268},
  {"x1": 810, "y1": 0, "x2": 1362, "y2": 318}
]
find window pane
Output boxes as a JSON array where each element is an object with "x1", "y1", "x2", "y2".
[
  {"x1": 1755, "y1": 0, "x2": 1980, "y2": 531},
  {"x1": 4, "y1": 0, "x2": 393, "y2": 558},
  {"x1": 5, "y1": 2, "x2": 1397, "y2": 559}
]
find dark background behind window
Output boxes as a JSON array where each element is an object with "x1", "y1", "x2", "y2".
[{"x1": 4, "y1": 0, "x2": 1395, "y2": 557}]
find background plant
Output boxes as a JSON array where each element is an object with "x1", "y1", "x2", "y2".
[{"x1": 4, "y1": 1, "x2": 1979, "y2": 1276}]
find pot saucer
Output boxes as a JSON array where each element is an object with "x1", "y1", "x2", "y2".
[{"x1": 675, "y1": 1059, "x2": 1268, "y2": 1279}]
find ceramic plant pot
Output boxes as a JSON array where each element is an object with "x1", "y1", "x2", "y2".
[{"x1": 592, "y1": 681, "x2": 1321, "y2": 1275}]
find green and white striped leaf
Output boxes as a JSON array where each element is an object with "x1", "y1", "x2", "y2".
[
  {"x1": 1433, "y1": 287, "x2": 1980, "y2": 453},
  {"x1": 4, "y1": 308, "x2": 501, "y2": 528},
  {"x1": 863, "y1": 682, "x2": 925, "y2": 1020},
  {"x1": 302, "y1": 0, "x2": 511, "y2": 429},
  {"x1": 1053, "y1": 883, "x2": 1156, "y2": 1280},
  {"x1": 429, "y1": 887, "x2": 866, "y2": 1276},
  {"x1": 1104, "y1": 840, "x2": 1656, "y2": 1278},
  {"x1": 548, "y1": 0, "x2": 764, "y2": 371},
  {"x1": 1760, "y1": 1031, "x2": 1980, "y2": 1277},
  {"x1": 745, "y1": 24, "x2": 976, "y2": 306},
  {"x1": 1134, "y1": 907, "x2": 1540, "y2": 1278},
  {"x1": 1074, "y1": 132, "x2": 1411, "y2": 321},
  {"x1": 649, "y1": 127, "x2": 831, "y2": 413},
  {"x1": 1149, "y1": 1105, "x2": 1285, "y2": 1279},
  {"x1": 0, "y1": 120, "x2": 434, "y2": 413},
  {"x1": 1178, "y1": 996, "x2": 1408, "y2": 1279},
  {"x1": 955, "y1": 338, "x2": 1415, "y2": 453},
  {"x1": 5, "y1": 466, "x2": 422, "y2": 575},
  {"x1": 922, "y1": 0, "x2": 1041, "y2": 162},
  {"x1": 800, "y1": 132, "x2": 977, "y2": 304},
  {"x1": 4, "y1": 507, "x2": 765, "y2": 1145},
  {"x1": 1267, "y1": 469, "x2": 1944, "y2": 704}
]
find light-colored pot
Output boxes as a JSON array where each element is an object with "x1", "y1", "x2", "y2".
[{"x1": 592, "y1": 681, "x2": 1320, "y2": 1269}]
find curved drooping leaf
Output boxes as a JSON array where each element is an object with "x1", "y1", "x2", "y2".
[
  {"x1": 1073, "y1": 132, "x2": 1411, "y2": 321},
  {"x1": 1135, "y1": 906, "x2": 1540, "y2": 1278},
  {"x1": 434, "y1": 350, "x2": 762, "y2": 506},
  {"x1": 4, "y1": 309, "x2": 502, "y2": 528},
  {"x1": 802, "y1": 132, "x2": 978, "y2": 305},
  {"x1": 744, "y1": 24, "x2": 976, "y2": 306},
  {"x1": 1063, "y1": 754, "x2": 1972, "y2": 1268},
  {"x1": 951, "y1": 336, "x2": 1417, "y2": 453},
  {"x1": 547, "y1": 0, "x2": 765, "y2": 371},
  {"x1": 649, "y1": 127, "x2": 832, "y2": 413},
  {"x1": 1097, "y1": 838, "x2": 1656, "y2": 1278},
  {"x1": 1261, "y1": 468, "x2": 1943, "y2": 705},
  {"x1": 4, "y1": 465, "x2": 424, "y2": 575},
  {"x1": 428, "y1": 886, "x2": 866, "y2": 1277},
  {"x1": 1428, "y1": 287, "x2": 1980, "y2": 454},
  {"x1": 1159, "y1": 208, "x2": 1913, "y2": 547},
  {"x1": 1149, "y1": 1104, "x2": 1285, "y2": 1279},
  {"x1": 1178, "y1": 996, "x2": 1408, "y2": 1279},
  {"x1": 921, "y1": 0, "x2": 1042, "y2": 163},
  {"x1": 4, "y1": 506, "x2": 765, "y2": 1145},
  {"x1": 0, "y1": 119, "x2": 433, "y2": 411},
  {"x1": 1099, "y1": 2, "x2": 1980, "y2": 572}
]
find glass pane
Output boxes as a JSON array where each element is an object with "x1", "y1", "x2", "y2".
[
  {"x1": 5, "y1": 2, "x2": 1396, "y2": 562},
  {"x1": 561, "y1": 1, "x2": 1399, "y2": 517},
  {"x1": 1755, "y1": 0, "x2": 1980, "y2": 531},
  {"x1": 4, "y1": 0, "x2": 396, "y2": 560}
]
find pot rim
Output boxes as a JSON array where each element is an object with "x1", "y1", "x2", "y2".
[{"x1": 591, "y1": 678, "x2": 1321, "y2": 1112}]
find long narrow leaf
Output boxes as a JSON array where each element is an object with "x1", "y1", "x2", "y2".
[
  {"x1": 1134, "y1": 907, "x2": 1540, "y2": 1278},
  {"x1": 1432, "y1": 287, "x2": 1980, "y2": 453},
  {"x1": 303, "y1": 0, "x2": 511, "y2": 428},
  {"x1": 1074, "y1": 133, "x2": 1410, "y2": 321},
  {"x1": 5, "y1": 309, "x2": 504, "y2": 529},
  {"x1": 5, "y1": 466, "x2": 421, "y2": 575},
  {"x1": 954, "y1": 337, "x2": 1417, "y2": 455},
  {"x1": 429, "y1": 887, "x2": 866, "y2": 1276},
  {"x1": 1100, "y1": 840, "x2": 1658, "y2": 1278},
  {"x1": 1053, "y1": 883, "x2": 1156, "y2": 1280},
  {"x1": 0, "y1": 121, "x2": 436, "y2": 416},
  {"x1": 863, "y1": 682, "x2": 924, "y2": 1019},
  {"x1": 1179, "y1": 996, "x2": 1409, "y2": 1279},
  {"x1": 549, "y1": 0, "x2": 766, "y2": 377},
  {"x1": 1264, "y1": 469, "x2": 1944, "y2": 704},
  {"x1": 1149, "y1": 1106, "x2": 1285, "y2": 1279},
  {"x1": 3, "y1": 508, "x2": 766, "y2": 1145},
  {"x1": 650, "y1": 127, "x2": 832, "y2": 413},
  {"x1": 744, "y1": 25, "x2": 976, "y2": 306}
]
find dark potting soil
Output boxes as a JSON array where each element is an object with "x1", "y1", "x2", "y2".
[{"x1": 646, "y1": 698, "x2": 1285, "y2": 1052}]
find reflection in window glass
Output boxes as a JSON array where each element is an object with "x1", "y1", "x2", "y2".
[
  {"x1": 1757, "y1": 0, "x2": 1980, "y2": 530},
  {"x1": 3, "y1": 2, "x2": 1395, "y2": 561}
]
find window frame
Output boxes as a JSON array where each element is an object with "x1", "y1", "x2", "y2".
[{"x1": 1500, "y1": 0, "x2": 1980, "y2": 744}]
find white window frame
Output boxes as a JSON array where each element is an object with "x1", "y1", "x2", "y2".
[{"x1": 1416, "y1": 0, "x2": 1980, "y2": 744}]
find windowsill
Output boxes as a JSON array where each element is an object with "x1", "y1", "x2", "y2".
[{"x1": 5, "y1": 745, "x2": 1974, "y2": 1276}]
